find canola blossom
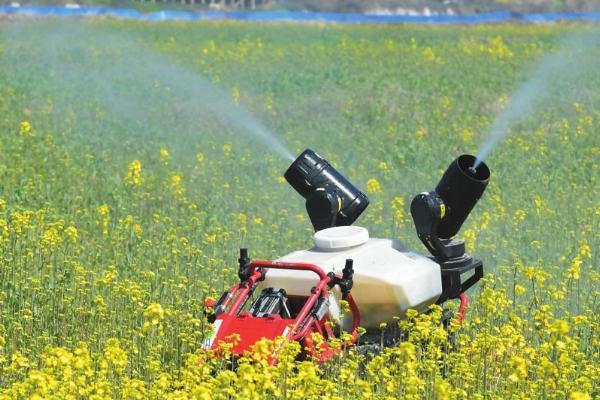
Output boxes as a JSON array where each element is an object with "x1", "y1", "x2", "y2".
[{"x1": 0, "y1": 19, "x2": 598, "y2": 399}]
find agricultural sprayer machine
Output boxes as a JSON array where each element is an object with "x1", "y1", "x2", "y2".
[{"x1": 202, "y1": 149, "x2": 490, "y2": 362}]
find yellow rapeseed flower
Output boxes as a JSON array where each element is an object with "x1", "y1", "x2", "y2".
[
  {"x1": 169, "y1": 173, "x2": 185, "y2": 197},
  {"x1": 391, "y1": 196, "x2": 406, "y2": 227},
  {"x1": 515, "y1": 284, "x2": 527, "y2": 296},
  {"x1": 567, "y1": 256, "x2": 582, "y2": 280},
  {"x1": 104, "y1": 339, "x2": 128, "y2": 373},
  {"x1": 19, "y1": 120, "x2": 33, "y2": 136},
  {"x1": 125, "y1": 160, "x2": 143, "y2": 186},
  {"x1": 579, "y1": 242, "x2": 592, "y2": 259},
  {"x1": 415, "y1": 128, "x2": 427, "y2": 139},
  {"x1": 40, "y1": 227, "x2": 62, "y2": 253},
  {"x1": 377, "y1": 161, "x2": 390, "y2": 172},
  {"x1": 64, "y1": 226, "x2": 78, "y2": 243},
  {"x1": 97, "y1": 204, "x2": 109, "y2": 217},
  {"x1": 422, "y1": 47, "x2": 437, "y2": 61},
  {"x1": 160, "y1": 148, "x2": 170, "y2": 165},
  {"x1": 514, "y1": 209, "x2": 526, "y2": 221},
  {"x1": 144, "y1": 303, "x2": 165, "y2": 325},
  {"x1": 96, "y1": 204, "x2": 110, "y2": 235},
  {"x1": 569, "y1": 392, "x2": 591, "y2": 400},
  {"x1": 550, "y1": 319, "x2": 570, "y2": 336},
  {"x1": 11, "y1": 351, "x2": 30, "y2": 369},
  {"x1": 461, "y1": 128, "x2": 474, "y2": 142},
  {"x1": 463, "y1": 229, "x2": 476, "y2": 253},
  {"x1": 367, "y1": 178, "x2": 382, "y2": 194}
]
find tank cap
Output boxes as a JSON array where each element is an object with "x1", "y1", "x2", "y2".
[{"x1": 314, "y1": 226, "x2": 369, "y2": 249}]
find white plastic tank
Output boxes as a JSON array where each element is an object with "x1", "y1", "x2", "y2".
[{"x1": 260, "y1": 226, "x2": 443, "y2": 329}]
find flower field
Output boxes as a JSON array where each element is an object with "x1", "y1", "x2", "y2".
[{"x1": 0, "y1": 18, "x2": 598, "y2": 399}]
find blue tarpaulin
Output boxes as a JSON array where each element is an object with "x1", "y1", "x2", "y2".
[{"x1": 1, "y1": 5, "x2": 600, "y2": 24}]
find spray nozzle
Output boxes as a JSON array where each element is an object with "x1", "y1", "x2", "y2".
[
  {"x1": 285, "y1": 149, "x2": 369, "y2": 231},
  {"x1": 410, "y1": 154, "x2": 489, "y2": 303},
  {"x1": 410, "y1": 154, "x2": 490, "y2": 261}
]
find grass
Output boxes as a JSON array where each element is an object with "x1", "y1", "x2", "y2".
[{"x1": 0, "y1": 18, "x2": 598, "y2": 399}]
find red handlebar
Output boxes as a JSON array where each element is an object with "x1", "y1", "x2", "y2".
[{"x1": 249, "y1": 260, "x2": 361, "y2": 342}]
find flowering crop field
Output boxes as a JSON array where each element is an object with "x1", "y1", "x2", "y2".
[{"x1": 0, "y1": 18, "x2": 598, "y2": 399}]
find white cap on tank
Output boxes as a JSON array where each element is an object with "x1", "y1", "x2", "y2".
[{"x1": 313, "y1": 226, "x2": 369, "y2": 249}]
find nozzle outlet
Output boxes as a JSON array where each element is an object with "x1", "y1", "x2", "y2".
[{"x1": 435, "y1": 154, "x2": 490, "y2": 239}]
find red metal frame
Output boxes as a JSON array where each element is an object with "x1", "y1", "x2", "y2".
[
  {"x1": 203, "y1": 260, "x2": 361, "y2": 363},
  {"x1": 456, "y1": 292, "x2": 469, "y2": 324}
]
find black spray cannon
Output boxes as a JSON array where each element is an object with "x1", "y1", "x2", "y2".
[
  {"x1": 411, "y1": 154, "x2": 490, "y2": 303},
  {"x1": 285, "y1": 149, "x2": 369, "y2": 231},
  {"x1": 436, "y1": 155, "x2": 490, "y2": 239}
]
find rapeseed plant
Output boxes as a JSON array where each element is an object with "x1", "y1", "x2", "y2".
[{"x1": 0, "y1": 19, "x2": 597, "y2": 399}]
